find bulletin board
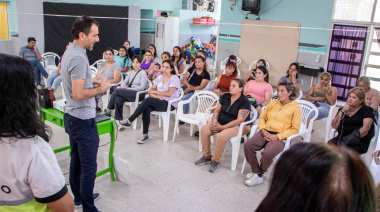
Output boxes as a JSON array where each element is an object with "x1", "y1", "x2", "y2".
[{"x1": 238, "y1": 19, "x2": 301, "y2": 86}]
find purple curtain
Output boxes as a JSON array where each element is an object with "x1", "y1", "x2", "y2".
[{"x1": 327, "y1": 25, "x2": 367, "y2": 100}]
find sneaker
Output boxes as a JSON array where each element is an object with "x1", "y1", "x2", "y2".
[
  {"x1": 246, "y1": 172, "x2": 254, "y2": 179},
  {"x1": 137, "y1": 134, "x2": 149, "y2": 144},
  {"x1": 119, "y1": 120, "x2": 131, "y2": 128},
  {"x1": 195, "y1": 155, "x2": 212, "y2": 166},
  {"x1": 178, "y1": 121, "x2": 186, "y2": 126},
  {"x1": 74, "y1": 193, "x2": 100, "y2": 208},
  {"x1": 104, "y1": 108, "x2": 111, "y2": 117},
  {"x1": 245, "y1": 174, "x2": 263, "y2": 186},
  {"x1": 209, "y1": 161, "x2": 219, "y2": 173}
]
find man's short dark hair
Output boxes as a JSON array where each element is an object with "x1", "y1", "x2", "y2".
[
  {"x1": 27, "y1": 37, "x2": 36, "y2": 42},
  {"x1": 71, "y1": 15, "x2": 99, "y2": 40}
]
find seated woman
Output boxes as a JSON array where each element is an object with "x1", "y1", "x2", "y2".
[
  {"x1": 161, "y1": 51, "x2": 178, "y2": 74},
  {"x1": 357, "y1": 76, "x2": 379, "y2": 119},
  {"x1": 172, "y1": 46, "x2": 186, "y2": 75},
  {"x1": 306, "y1": 72, "x2": 337, "y2": 126},
  {"x1": 141, "y1": 50, "x2": 156, "y2": 74},
  {"x1": 119, "y1": 59, "x2": 181, "y2": 144},
  {"x1": 0, "y1": 54, "x2": 75, "y2": 211},
  {"x1": 244, "y1": 66, "x2": 273, "y2": 114},
  {"x1": 278, "y1": 62, "x2": 303, "y2": 95},
  {"x1": 114, "y1": 46, "x2": 132, "y2": 74},
  {"x1": 179, "y1": 55, "x2": 211, "y2": 122},
  {"x1": 46, "y1": 44, "x2": 68, "y2": 92},
  {"x1": 212, "y1": 61, "x2": 238, "y2": 96},
  {"x1": 256, "y1": 143, "x2": 377, "y2": 212},
  {"x1": 217, "y1": 54, "x2": 237, "y2": 77},
  {"x1": 148, "y1": 44, "x2": 160, "y2": 63},
  {"x1": 123, "y1": 40, "x2": 135, "y2": 58},
  {"x1": 104, "y1": 55, "x2": 148, "y2": 120},
  {"x1": 243, "y1": 58, "x2": 267, "y2": 83},
  {"x1": 188, "y1": 50, "x2": 210, "y2": 72},
  {"x1": 95, "y1": 48, "x2": 121, "y2": 110},
  {"x1": 329, "y1": 87, "x2": 375, "y2": 154},
  {"x1": 244, "y1": 81, "x2": 301, "y2": 186},
  {"x1": 195, "y1": 79, "x2": 251, "y2": 173}
]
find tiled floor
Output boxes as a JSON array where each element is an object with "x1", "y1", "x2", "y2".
[{"x1": 48, "y1": 90, "x2": 379, "y2": 211}]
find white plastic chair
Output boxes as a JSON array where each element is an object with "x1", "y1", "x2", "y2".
[
  {"x1": 145, "y1": 89, "x2": 184, "y2": 141},
  {"x1": 296, "y1": 90, "x2": 303, "y2": 100},
  {"x1": 241, "y1": 99, "x2": 318, "y2": 173},
  {"x1": 248, "y1": 59, "x2": 270, "y2": 71},
  {"x1": 90, "y1": 66, "x2": 98, "y2": 79},
  {"x1": 124, "y1": 81, "x2": 152, "y2": 129},
  {"x1": 321, "y1": 101, "x2": 337, "y2": 142},
  {"x1": 361, "y1": 123, "x2": 379, "y2": 166},
  {"x1": 172, "y1": 91, "x2": 219, "y2": 151},
  {"x1": 91, "y1": 59, "x2": 106, "y2": 69},
  {"x1": 101, "y1": 75, "x2": 123, "y2": 111},
  {"x1": 41, "y1": 52, "x2": 60, "y2": 73}
]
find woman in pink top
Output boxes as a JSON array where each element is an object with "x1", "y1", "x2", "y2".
[
  {"x1": 244, "y1": 66, "x2": 273, "y2": 114},
  {"x1": 357, "y1": 76, "x2": 379, "y2": 119}
]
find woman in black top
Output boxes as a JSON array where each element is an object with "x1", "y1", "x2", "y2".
[
  {"x1": 329, "y1": 87, "x2": 375, "y2": 154},
  {"x1": 180, "y1": 55, "x2": 210, "y2": 115},
  {"x1": 195, "y1": 79, "x2": 251, "y2": 173}
]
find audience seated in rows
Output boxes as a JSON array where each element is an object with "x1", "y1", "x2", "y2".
[
  {"x1": 212, "y1": 61, "x2": 238, "y2": 96},
  {"x1": 278, "y1": 62, "x2": 303, "y2": 94},
  {"x1": 46, "y1": 44, "x2": 68, "y2": 92},
  {"x1": 244, "y1": 81, "x2": 301, "y2": 186},
  {"x1": 118, "y1": 60, "x2": 182, "y2": 144},
  {"x1": 244, "y1": 66, "x2": 273, "y2": 115},
  {"x1": 306, "y1": 72, "x2": 337, "y2": 127},
  {"x1": 148, "y1": 44, "x2": 160, "y2": 64},
  {"x1": 141, "y1": 50, "x2": 156, "y2": 74},
  {"x1": 357, "y1": 76, "x2": 379, "y2": 119},
  {"x1": 256, "y1": 142, "x2": 377, "y2": 212},
  {"x1": 19, "y1": 37, "x2": 48, "y2": 87},
  {"x1": 179, "y1": 56, "x2": 211, "y2": 123},
  {"x1": 243, "y1": 58, "x2": 267, "y2": 83},
  {"x1": 172, "y1": 46, "x2": 186, "y2": 75},
  {"x1": 329, "y1": 87, "x2": 375, "y2": 155},
  {"x1": 0, "y1": 54, "x2": 75, "y2": 211},
  {"x1": 195, "y1": 79, "x2": 251, "y2": 173},
  {"x1": 114, "y1": 46, "x2": 131, "y2": 74},
  {"x1": 104, "y1": 55, "x2": 148, "y2": 120}
]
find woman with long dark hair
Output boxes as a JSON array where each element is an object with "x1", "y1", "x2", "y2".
[
  {"x1": 256, "y1": 143, "x2": 377, "y2": 212},
  {"x1": 212, "y1": 61, "x2": 238, "y2": 96},
  {"x1": 243, "y1": 58, "x2": 267, "y2": 83},
  {"x1": 279, "y1": 62, "x2": 303, "y2": 94},
  {"x1": 148, "y1": 44, "x2": 160, "y2": 63},
  {"x1": 0, "y1": 54, "x2": 74, "y2": 211},
  {"x1": 171, "y1": 46, "x2": 186, "y2": 74}
]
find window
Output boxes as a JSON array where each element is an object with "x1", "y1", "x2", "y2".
[
  {"x1": 0, "y1": 2, "x2": 9, "y2": 40},
  {"x1": 333, "y1": 0, "x2": 375, "y2": 22}
]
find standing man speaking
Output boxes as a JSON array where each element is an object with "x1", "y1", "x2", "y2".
[{"x1": 61, "y1": 15, "x2": 110, "y2": 212}]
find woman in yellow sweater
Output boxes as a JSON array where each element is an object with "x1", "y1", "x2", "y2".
[{"x1": 243, "y1": 81, "x2": 301, "y2": 186}]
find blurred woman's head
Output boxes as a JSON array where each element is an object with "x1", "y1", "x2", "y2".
[
  {"x1": 0, "y1": 54, "x2": 51, "y2": 142},
  {"x1": 104, "y1": 47, "x2": 115, "y2": 61},
  {"x1": 347, "y1": 87, "x2": 366, "y2": 107},
  {"x1": 228, "y1": 55, "x2": 237, "y2": 64},
  {"x1": 257, "y1": 143, "x2": 377, "y2": 212},
  {"x1": 225, "y1": 61, "x2": 237, "y2": 76},
  {"x1": 255, "y1": 66, "x2": 269, "y2": 83},
  {"x1": 131, "y1": 55, "x2": 142, "y2": 70},
  {"x1": 357, "y1": 76, "x2": 371, "y2": 92},
  {"x1": 161, "y1": 59, "x2": 176, "y2": 75},
  {"x1": 144, "y1": 50, "x2": 153, "y2": 62},
  {"x1": 148, "y1": 44, "x2": 157, "y2": 58},
  {"x1": 277, "y1": 81, "x2": 296, "y2": 101},
  {"x1": 257, "y1": 59, "x2": 267, "y2": 68},
  {"x1": 118, "y1": 46, "x2": 127, "y2": 57},
  {"x1": 161, "y1": 52, "x2": 171, "y2": 62},
  {"x1": 194, "y1": 56, "x2": 206, "y2": 71},
  {"x1": 320, "y1": 72, "x2": 331, "y2": 86},
  {"x1": 172, "y1": 46, "x2": 182, "y2": 58},
  {"x1": 286, "y1": 62, "x2": 300, "y2": 78},
  {"x1": 230, "y1": 78, "x2": 245, "y2": 96}
]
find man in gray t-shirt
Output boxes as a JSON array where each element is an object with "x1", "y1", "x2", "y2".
[
  {"x1": 19, "y1": 37, "x2": 48, "y2": 86},
  {"x1": 61, "y1": 16, "x2": 109, "y2": 212}
]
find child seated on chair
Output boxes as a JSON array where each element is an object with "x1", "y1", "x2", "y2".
[{"x1": 148, "y1": 63, "x2": 162, "y2": 81}]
